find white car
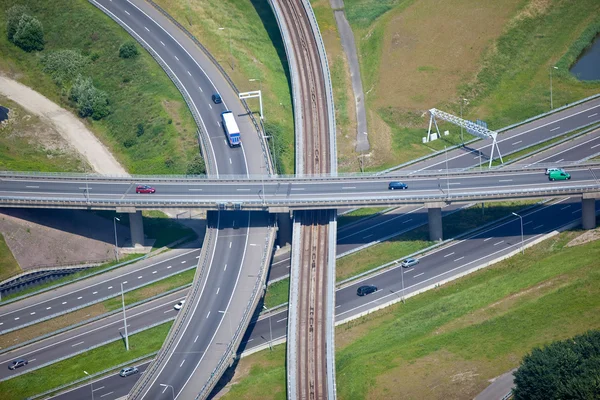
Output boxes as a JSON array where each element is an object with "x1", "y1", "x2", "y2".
[
  {"x1": 174, "y1": 300, "x2": 185, "y2": 310},
  {"x1": 401, "y1": 258, "x2": 419, "y2": 268},
  {"x1": 545, "y1": 167, "x2": 564, "y2": 175}
]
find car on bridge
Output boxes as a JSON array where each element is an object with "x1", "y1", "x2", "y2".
[
  {"x1": 135, "y1": 185, "x2": 156, "y2": 194},
  {"x1": 388, "y1": 181, "x2": 408, "y2": 190},
  {"x1": 8, "y1": 359, "x2": 28, "y2": 370},
  {"x1": 548, "y1": 170, "x2": 571, "y2": 181},
  {"x1": 357, "y1": 285, "x2": 377, "y2": 296},
  {"x1": 401, "y1": 257, "x2": 419, "y2": 268}
]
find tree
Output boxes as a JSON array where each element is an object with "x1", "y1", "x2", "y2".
[
  {"x1": 5, "y1": 4, "x2": 29, "y2": 42},
  {"x1": 513, "y1": 330, "x2": 600, "y2": 400},
  {"x1": 12, "y1": 14, "x2": 44, "y2": 52},
  {"x1": 69, "y1": 75, "x2": 110, "y2": 120},
  {"x1": 186, "y1": 154, "x2": 206, "y2": 175},
  {"x1": 119, "y1": 41, "x2": 139, "y2": 58}
]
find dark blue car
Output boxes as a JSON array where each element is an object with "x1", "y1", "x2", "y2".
[
  {"x1": 388, "y1": 181, "x2": 408, "y2": 190},
  {"x1": 211, "y1": 93, "x2": 222, "y2": 104}
]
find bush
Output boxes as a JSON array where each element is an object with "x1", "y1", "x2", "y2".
[
  {"x1": 513, "y1": 330, "x2": 600, "y2": 400},
  {"x1": 186, "y1": 154, "x2": 206, "y2": 175},
  {"x1": 69, "y1": 75, "x2": 110, "y2": 120},
  {"x1": 5, "y1": 4, "x2": 29, "y2": 42},
  {"x1": 119, "y1": 41, "x2": 139, "y2": 58},
  {"x1": 136, "y1": 123, "x2": 144, "y2": 137},
  {"x1": 11, "y1": 14, "x2": 44, "y2": 52},
  {"x1": 41, "y1": 49, "x2": 89, "y2": 86}
]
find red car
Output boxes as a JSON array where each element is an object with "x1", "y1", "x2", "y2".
[{"x1": 135, "y1": 185, "x2": 156, "y2": 194}]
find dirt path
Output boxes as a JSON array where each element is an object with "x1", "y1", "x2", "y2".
[{"x1": 0, "y1": 75, "x2": 128, "y2": 176}]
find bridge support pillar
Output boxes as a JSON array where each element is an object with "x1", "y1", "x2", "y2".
[
  {"x1": 276, "y1": 212, "x2": 293, "y2": 247},
  {"x1": 582, "y1": 198, "x2": 596, "y2": 230},
  {"x1": 426, "y1": 203, "x2": 443, "y2": 241},
  {"x1": 129, "y1": 211, "x2": 145, "y2": 248}
]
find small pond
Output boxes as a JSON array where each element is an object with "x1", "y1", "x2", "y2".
[
  {"x1": 0, "y1": 106, "x2": 9, "y2": 122},
  {"x1": 570, "y1": 34, "x2": 600, "y2": 81}
]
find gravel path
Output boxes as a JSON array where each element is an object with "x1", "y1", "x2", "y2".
[{"x1": 0, "y1": 75, "x2": 127, "y2": 176}]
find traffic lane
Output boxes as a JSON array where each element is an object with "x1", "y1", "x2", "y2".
[
  {"x1": 48, "y1": 361, "x2": 151, "y2": 400},
  {"x1": 95, "y1": 0, "x2": 247, "y2": 176},
  {"x1": 410, "y1": 99, "x2": 600, "y2": 172},
  {"x1": 139, "y1": 212, "x2": 251, "y2": 399},
  {"x1": 267, "y1": 251, "x2": 292, "y2": 282},
  {"x1": 522, "y1": 128, "x2": 600, "y2": 165},
  {"x1": 0, "y1": 291, "x2": 184, "y2": 380},
  {"x1": 0, "y1": 249, "x2": 199, "y2": 334},
  {"x1": 334, "y1": 197, "x2": 582, "y2": 318}
]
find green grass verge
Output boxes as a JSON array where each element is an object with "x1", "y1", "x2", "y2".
[
  {"x1": 0, "y1": 322, "x2": 172, "y2": 399},
  {"x1": 0, "y1": 0, "x2": 199, "y2": 174},
  {"x1": 219, "y1": 228, "x2": 600, "y2": 400},
  {"x1": 336, "y1": 200, "x2": 536, "y2": 281},
  {"x1": 102, "y1": 268, "x2": 195, "y2": 311},
  {"x1": 153, "y1": 0, "x2": 295, "y2": 174},
  {"x1": 337, "y1": 207, "x2": 389, "y2": 228},
  {"x1": 0, "y1": 231, "x2": 21, "y2": 282},
  {"x1": 264, "y1": 279, "x2": 289, "y2": 309},
  {"x1": 0, "y1": 253, "x2": 143, "y2": 303}
]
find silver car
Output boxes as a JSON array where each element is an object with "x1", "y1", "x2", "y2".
[
  {"x1": 545, "y1": 167, "x2": 564, "y2": 175},
  {"x1": 119, "y1": 366, "x2": 139, "y2": 377},
  {"x1": 401, "y1": 258, "x2": 419, "y2": 268}
]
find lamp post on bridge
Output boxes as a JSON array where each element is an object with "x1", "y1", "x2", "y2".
[
  {"x1": 263, "y1": 305, "x2": 273, "y2": 350},
  {"x1": 512, "y1": 212, "x2": 524, "y2": 255},
  {"x1": 83, "y1": 371, "x2": 94, "y2": 400},
  {"x1": 159, "y1": 383, "x2": 175, "y2": 400},
  {"x1": 113, "y1": 217, "x2": 120, "y2": 262}
]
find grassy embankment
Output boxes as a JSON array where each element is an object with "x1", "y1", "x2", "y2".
[
  {"x1": 219, "y1": 226, "x2": 600, "y2": 400},
  {"x1": 0, "y1": 322, "x2": 173, "y2": 399},
  {"x1": 337, "y1": 207, "x2": 389, "y2": 228},
  {"x1": 335, "y1": 0, "x2": 600, "y2": 171},
  {"x1": 265, "y1": 200, "x2": 537, "y2": 306},
  {"x1": 154, "y1": 0, "x2": 295, "y2": 174},
  {"x1": 0, "y1": 0, "x2": 199, "y2": 174}
]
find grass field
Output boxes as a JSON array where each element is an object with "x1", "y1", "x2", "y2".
[
  {"x1": 153, "y1": 0, "x2": 295, "y2": 173},
  {"x1": 264, "y1": 278, "x2": 289, "y2": 309},
  {"x1": 337, "y1": 207, "x2": 389, "y2": 228},
  {"x1": 218, "y1": 227, "x2": 600, "y2": 400},
  {"x1": 0, "y1": 0, "x2": 199, "y2": 174},
  {"x1": 0, "y1": 231, "x2": 21, "y2": 282},
  {"x1": 0, "y1": 322, "x2": 172, "y2": 399},
  {"x1": 333, "y1": 0, "x2": 600, "y2": 171}
]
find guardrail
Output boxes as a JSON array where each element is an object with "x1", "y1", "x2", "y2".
[
  {"x1": 144, "y1": 0, "x2": 274, "y2": 176},
  {"x1": 286, "y1": 216, "x2": 302, "y2": 400},
  {"x1": 325, "y1": 211, "x2": 337, "y2": 399},
  {"x1": 127, "y1": 224, "x2": 217, "y2": 399},
  {"x1": 377, "y1": 93, "x2": 600, "y2": 174},
  {"x1": 195, "y1": 223, "x2": 276, "y2": 399}
]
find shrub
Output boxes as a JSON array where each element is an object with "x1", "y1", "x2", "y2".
[
  {"x1": 11, "y1": 14, "x2": 44, "y2": 52},
  {"x1": 41, "y1": 49, "x2": 89, "y2": 86},
  {"x1": 186, "y1": 154, "x2": 206, "y2": 175},
  {"x1": 5, "y1": 4, "x2": 29, "y2": 42},
  {"x1": 513, "y1": 330, "x2": 600, "y2": 400},
  {"x1": 136, "y1": 123, "x2": 144, "y2": 137},
  {"x1": 119, "y1": 41, "x2": 139, "y2": 58},
  {"x1": 69, "y1": 75, "x2": 110, "y2": 120}
]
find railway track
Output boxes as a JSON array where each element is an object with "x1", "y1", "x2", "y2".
[{"x1": 275, "y1": 0, "x2": 333, "y2": 398}]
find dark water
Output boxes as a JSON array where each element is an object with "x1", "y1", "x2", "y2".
[
  {"x1": 570, "y1": 34, "x2": 600, "y2": 81},
  {"x1": 0, "y1": 106, "x2": 8, "y2": 122}
]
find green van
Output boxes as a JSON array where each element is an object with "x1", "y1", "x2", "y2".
[{"x1": 548, "y1": 170, "x2": 571, "y2": 181}]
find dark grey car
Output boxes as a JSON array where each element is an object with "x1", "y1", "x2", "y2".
[{"x1": 357, "y1": 285, "x2": 377, "y2": 296}]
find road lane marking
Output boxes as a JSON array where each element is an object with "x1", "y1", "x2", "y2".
[
  {"x1": 206, "y1": 311, "x2": 211, "y2": 318},
  {"x1": 403, "y1": 268, "x2": 414, "y2": 273},
  {"x1": 533, "y1": 224, "x2": 543, "y2": 230},
  {"x1": 124, "y1": 10, "x2": 130, "y2": 15},
  {"x1": 550, "y1": 126, "x2": 560, "y2": 131},
  {"x1": 93, "y1": 386, "x2": 105, "y2": 392},
  {"x1": 167, "y1": 266, "x2": 172, "y2": 269},
  {"x1": 30, "y1": 312, "x2": 35, "y2": 315},
  {"x1": 181, "y1": 260, "x2": 186, "y2": 264},
  {"x1": 512, "y1": 140, "x2": 522, "y2": 145},
  {"x1": 363, "y1": 234, "x2": 373, "y2": 239},
  {"x1": 591, "y1": 143, "x2": 600, "y2": 149},
  {"x1": 160, "y1": 41, "x2": 165, "y2": 46},
  {"x1": 71, "y1": 341, "x2": 84, "y2": 347},
  {"x1": 237, "y1": 188, "x2": 251, "y2": 191},
  {"x1": 188, "y1": 188, "x2": 202, "y2": 191},
  {"x1": 14, "y1": 317, "x2": 19, "y2": 320},
  {"x1": 444, "y1": 252, "x2": 455, "y2": 258},
  {"x1": 229, "y1": 242, "x2": 232, "y2": 248},
  {"x1": 454, "y1": 256, "x2": 465, "y2": 262},
  {"x1": 589, "y1": 113, "x2": 598, "y2": 118},
  {"x1": 174, "y1": 55, "x2": 179, "y2": 61},
  {"x1": 46, "y1": 307, "x2": 51, "y2": 310},
  {"x1": 209, "y1": 104, "x2": 213, "y2": 109},
  {"x1": 499, "y1": 179, "x2": 513, "y2": 182},
  {"x1": 561, "y1": 205, "x2": 571, "y2": 210},
  {"x1": 108, "y1": 286, "x2": 112, "y2": 290},
  {"x1": 291, "y1": 188, "x2": 304, "y2": 191},
  {"x1": 29, "y1": 358, "x2": 36, "y2": 362},
  {"x1": 164, "y1": 309, "x2": 174, "y2": 313},
  {"x1": 144, "y1": 26, "x2": 149, "y2": 31},
  {"x1": 494, "y1": 240, "x2": 504, "y2": 246},
  {"x1": 77, "y1": 297, "x2": 82, "y2": 300},
  {"x1": 138, "y1": 276, "x2": 142, "y2": 279},
  {"x1": 277, "y1": 317, "x2": 288, "y2": 323},
  {"x1": 483, "y1": 237, "x2": 492, "y2": 241},
  {"x1": 152, "y1": 271, "x2": 157, "y2": 274},
  {"x1": 187, "y1": 70, "x2": 191, "y2": 76},
  {"x1": 273, "y1": 257, "x2": 290, "y2": 265},
  {"x1": 523, "y1": 221, "x2": 533, "y2": 226},
  {"x1": 342, "y1": 186, "x2": 356, "y2": 189},
  {"x1": 402, "y1": 218, "x2": 413, "y2": 224},
  {"x1": 199, "y1": 86, "x2": 203, "y2": 92},
  {"x1": 26, "y1": 186, "x2": 39, "y2": 189},
  {"x1": 572, "y1": 209, "x2": 581, "y2": 214},
  {"x1": 100, "y1": 392, "x2": 114, "y2": 398},
  {"x1": 194, "y1": 335, "x2": 199, "y2": 343},
  {"x1": 216, "y1": 287, "x2": 220, "y2": 295},
  {"x1": 414, "y1": 273, "x2": 424, "y2": 278},
  {"x1": 229, "y1": 158, "x2": 232, "y2": 164},
  {"x1": 62, "y1": 302, "x2": 67, "y2": 305},
  {"x1": 224, "y1": 264, "x2": 227, "y2": 271}
]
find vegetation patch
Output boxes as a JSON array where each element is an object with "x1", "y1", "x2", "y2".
[
  {"x1": 337, "y1": 207, "x2": 389, "y2": 228},
  {"x1": 0, "y1": 322, "x2": 172, "y2": 399},
  {"x1": 0, "y1": 0, "x2": 199, "y2": 174},
  {"x1": 219, "y1": 229, "x2": 600, "y2": 400},
  {"x1": 264, "y1": 278, "x2": 289, "y2": 309},
  {"x1": 0, "y1": 231, "x2": 21, "y2": 281}
]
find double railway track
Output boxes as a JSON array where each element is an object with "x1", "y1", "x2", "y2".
[{"x1": 276, "y1": 0, "x2": 333, "y2": 398}]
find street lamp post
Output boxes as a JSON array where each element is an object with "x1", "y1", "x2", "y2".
[
  {"x1": 445, "y1": 146, "x2": 450, "y2": 196},
  {"x1": 121, "y1": 282, "x2": 129, "y2": 351},
  {"x1": 263, "y1": 305, "x2": 273, "y2": 350},
  {"x1": 550, "y1": 66, "x2": 558, "y2": 110},
  {"x1": 83, "y1": 371, "x2": 94, "y2": 400},
  {"x1": 159, "y1": 383, "x2": 175, "y2": 400},
  {"x1": 113, "y1": 217, "x2": 120, "y2": 262},
  {"x1": 218, "y1": 27, "x2": 233, "y2": 70},
  {"x1": 512, "y1": 212, "x2": 524, "y2": 255},
  {"x1": 400, "y1": 262, "x2": 405, "y2": 304}
]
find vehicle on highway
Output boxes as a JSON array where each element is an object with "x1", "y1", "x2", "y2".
[
  {"x1": 8, "y1": 359, "x2": 28, "y2": 370},
  {"x1": 388, "y1": 181, "x2": 408, "y2": 190},
  {"x1": 356, "y1": 285, "x2": 377, "y2": 296},
  {"x1": 119, "y1": 366, "x2": 139, "y2": 377},
  {"x1": 545, "y1": 167, "x2": 564, "y2": 175},
  {"x1": 401, "y1": 257, "x2": 419, "y2": 268},
  {"x1": 221, "y1": 111, "x2": 241, "y2": 147},
  {"x1": 548, "y1": 170, "x2": 571, "y2": 181},
  {"x1": 135, "y1": 185, "x2": 156, "y2": 194},
  {"x1": 174, "y1": 300, "x2": 185, "y2": 310},
  {"x1": 212, "y1": 93, "x2": 222, "y2": 104}
]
